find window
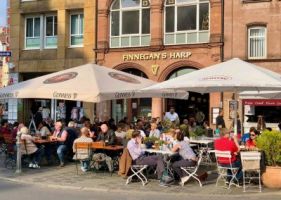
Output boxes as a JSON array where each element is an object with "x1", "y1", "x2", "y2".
[
  {"x1": 110, "y1": 0, "x2": 150, "y2": 48},
  {"x1": 25, "y1": 16, "x2": 41, "y2": 49},
  {"x1": 248, "y1": 26, "x2": 266, "y2": 59},
  {"x1": 25, "y1": 14, "x2": 57, "y2": 49},
  {"x1": 45, "y1": 15, "x2": 57, "y2": 48},
  {"x1": 70, "y1": 13, "x2": 84, "y2": 47},
  {"x1": 164, "y1": 0, "x2": 210, "y2": 45}
]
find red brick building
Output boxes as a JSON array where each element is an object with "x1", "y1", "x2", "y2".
[
  {"x1": 224, "y1": 0, "x2": 281, "y2": 130},
  {"x1": 96, "y1": 0, "x2": 223, "y2": 125}
]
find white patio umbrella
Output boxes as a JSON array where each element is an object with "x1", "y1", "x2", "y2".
[
  {"x1": 239, "y1": 91, "x2": 281, "y2": 99},
  {"x1": 143, "y1": 58, "x2": 281, "y2": 134},
  {"x1": 0, "y1": 63, "x2": 189, "y2": 102}
]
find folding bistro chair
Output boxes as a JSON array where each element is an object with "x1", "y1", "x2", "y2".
[
  {"x1": 240, "y1": 151, "x2": 262, "y2": 192},
  {"x1": 125, "y1": 149, "x2": 148, "y2": 186},
  {"x1": 74, "y1": 142, "x2": 92, "y2": 175},
  {"x1": 180, "y1": 149, "x2": 204, "y2": 187},
  {"x1": 214, "y1": 150, "x2": 240, "y2": 189}
]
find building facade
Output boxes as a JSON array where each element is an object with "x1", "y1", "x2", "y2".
[
  {"x1": 224, "y1": 0, "x2": 281, "y2": 130},
  {"x1": 96, "y1": 0, "x2": 223, "y2": 125},
  {"x1": 10, "y1": 0, "x2": 96, "y2": 124}
]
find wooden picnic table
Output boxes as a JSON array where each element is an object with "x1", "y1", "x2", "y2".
[
  {"x1": 91, "y1": 142, "x2": 123, "y2": 151},
  {"x1": 33, "y1": 138, "x2": 57, "y2": 144}
]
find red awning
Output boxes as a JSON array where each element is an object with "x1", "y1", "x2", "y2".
[{"x1": 243, "y1": 99, "x2": 281, "y2": 106}]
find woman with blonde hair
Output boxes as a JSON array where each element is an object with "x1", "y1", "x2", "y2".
[{"x1": 20, "y1": 126, "x2": 44, "y2": 168}]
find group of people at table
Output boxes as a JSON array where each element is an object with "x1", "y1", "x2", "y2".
[{"x1": 0, "y1": 105, "x2": 261, "y2": 187}]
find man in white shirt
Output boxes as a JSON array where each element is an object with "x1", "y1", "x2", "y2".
[{"x1": 164, "y1": 107, "x2": 179, "y2": 123}]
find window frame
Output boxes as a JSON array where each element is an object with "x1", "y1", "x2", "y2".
[
  {"x1": 44, "y1": 14, "x2": 58, "y2": 49},
  {"x1": 24, "y1": 15, "x2": 42, "y2": 50},
  {"x1": 109, "y1": 0, "x2": 151, "y2": 48},
  {"x1": 164, "y1": 0, "x2": 210, "y2": 45},
  {"x1": 69, "y1": 12, "x2": 84, "y2": 48},
  {"x1": 247, "y1": 26, "x2": 267, "y2": 60}
]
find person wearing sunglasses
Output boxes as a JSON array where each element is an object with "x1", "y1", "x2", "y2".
[{"x1": 246, "y1": 130, "x2": 259, "y2": 150}]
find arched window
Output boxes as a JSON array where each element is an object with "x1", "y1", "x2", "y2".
[
  {"x1": 166, "y1": 67, "x2": 197, "y2": 80},
  {"x1": 164, "y1": 0, "x2": 210, "y2": 45},
  {"x1": 110, "y1": 0, "x2": 150, "y2": 48}
]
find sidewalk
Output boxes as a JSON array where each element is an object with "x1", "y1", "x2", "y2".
[{"x1": 0, "y1": 159, "x2": 280, "y2": 197}]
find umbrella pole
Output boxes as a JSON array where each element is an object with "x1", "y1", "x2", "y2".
[{"x1": 234, "y1": 91, "x2": 238, "y2": 136}]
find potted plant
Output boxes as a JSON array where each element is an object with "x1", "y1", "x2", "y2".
[
  {"x1": 143, "y1": 136, "x2": 158, "y2": 149},
  {"x1": 189, "y1": 127, "x2": 206, "y2": 139},
  {"x1": 256, "y1": 130, "x2": 281, "y2": 188}
]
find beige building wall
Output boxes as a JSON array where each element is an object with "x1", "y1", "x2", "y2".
[{"x1": 9, "y1": 0, "x2": 96, "y2": 122}]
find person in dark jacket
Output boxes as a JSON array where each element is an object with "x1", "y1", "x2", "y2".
[
  {"x1": 216, "y1": 109, "x2": 225, "y2": 129},
  {"x1": 96, "y1": 123, "x2": 116, "y2": 145}
]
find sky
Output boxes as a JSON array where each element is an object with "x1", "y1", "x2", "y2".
[{"x1": 0, "y1": 0, "x2": 7, "y2": 27}]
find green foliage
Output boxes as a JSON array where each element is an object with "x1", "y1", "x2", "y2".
[
  {"x1": 189, "y1": 127, "x2": 206, "y2": 138},
  {"x1": 256, "y1": 130, "x2": 281, "y2": 166},
  {"x1": 162, "y1": 118, "x2": 179, "y2": 132},
  {"x1": 179, "y1": 124, "x2": 189, "y2": 137},
  {"x1": 143, "y1": 136, "x2": 158, "y2": 144}
]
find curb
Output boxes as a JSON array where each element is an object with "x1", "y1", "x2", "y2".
[{"x1": 1, "y1": 175, "x2": 281, "y2": 197}]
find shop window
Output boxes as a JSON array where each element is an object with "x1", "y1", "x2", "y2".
[
  {"x1": 70, "y1": 13, "x2": 84, "y2": 47},
  {"x1": 110, "y1": 0, "x2": 151, "y2": 48},
  {"x1": 164, "y1": 0, "x2": 210, "y2": 45},
  {"x1": 25, "y1": 14, "x2": 57, "y2": 49},
  {"x1": 248, "y1": 26, "x2": 266, "y2": 59}
]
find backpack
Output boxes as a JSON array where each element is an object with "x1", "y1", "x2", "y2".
[{"x1": 160, "y1": 169, "x2": 174, "y2": 186}]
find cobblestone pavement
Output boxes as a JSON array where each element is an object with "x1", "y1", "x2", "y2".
[{"x1": 0, "y1": 153, "x2": 280, "y2": 197}]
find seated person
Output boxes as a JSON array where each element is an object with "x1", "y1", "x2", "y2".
[
  {"x1": 160, "y1": 129, "x2": 177, "y2": 146},
  {"x1": 127, "y1": 130, "x2": 165, "y2": 182},
  {"x1": 93, "y1": 123, "x2": 116, "y2": 172},
  {"x1": 37, "y1": 121, "x2": 51, "y2": 139},
  {"x1": 96, "y1": 123, "x2": 116, "y2": 145},
  {"x1": 72, "y1": 127, "x2": 93, "y2": 172},
  {"x1": 83, "y1": 120, "x2": 95, "y2": 139},
  {"x1": 115, "y1": 123, "x2": 126, "y2": 145},
  {"x1": 241, "y1": 127, "x2": 255, "y2": 145},
  {"x1": 51, "y1": 121, "x2": 68, "y2": 167},
  {"x1": 245, "y1": 129, "x2": 259, "y2": 150},
  {"x1": 20, "y1": 126, "x2": 44, "y2": 169},
  {"x1": 149, "y1": 123, "x2": 161, "y2": 138},
  {"x1": 214, "y1": 128, "x2": 242, "y2": 182},
  {"x1": 171, "y1": 130, "x2": 197, "y2": 184}
]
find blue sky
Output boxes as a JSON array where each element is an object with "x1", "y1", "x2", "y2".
[{"x1": 0, "y1": 0, "x2": 7, "y2": 27}]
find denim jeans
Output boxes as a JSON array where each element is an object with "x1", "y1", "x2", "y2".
[
  {"x1": 57, "y1": 144, "x2": 67, "y2": 164},
  {"x1": 31, "y1": 146, "x2": 45, "y2": 165},
  {"x1": 81, "y1": 160, "x2": 90, "y2": 170}
]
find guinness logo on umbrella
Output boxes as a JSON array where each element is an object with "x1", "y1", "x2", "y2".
[
  {"x1": 108, "y1": 72, "x2": 141, "y2": 84},
  {"x1": 43, "y1": 72, "x2": 78, "y2": 84}
]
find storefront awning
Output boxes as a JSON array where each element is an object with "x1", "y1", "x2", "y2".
[{"x1": 242, "y1": 99, "x2": 281, "y2": 106}]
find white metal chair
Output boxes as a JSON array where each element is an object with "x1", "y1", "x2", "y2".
[
  {"x1": 240, "y1": 151, "x2": 262, "y2": 192},
  {"x1": 125, "y1": 149, "x2": 148, "y2": 186},
  {"x1": 126, "y1": 164, "x2": 148, "y2": 186},
  {"x1": 180, "y1": 150, "x2": 204, "y2": 187},
  {"x1": 214, "y1": 150, "x2": 240, "y2": 189}
]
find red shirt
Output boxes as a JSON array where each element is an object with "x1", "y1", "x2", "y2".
[
  {"x1": 246, "y1": 139, "x2": 256, "y2": 148},
  {"x1": 214, "y1": 137, "x2": 238, "y2": 164}
]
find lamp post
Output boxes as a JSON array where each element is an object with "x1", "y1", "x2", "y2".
[{"x1": 15, "y1": 131, "x2": 22, "y2": 174}]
